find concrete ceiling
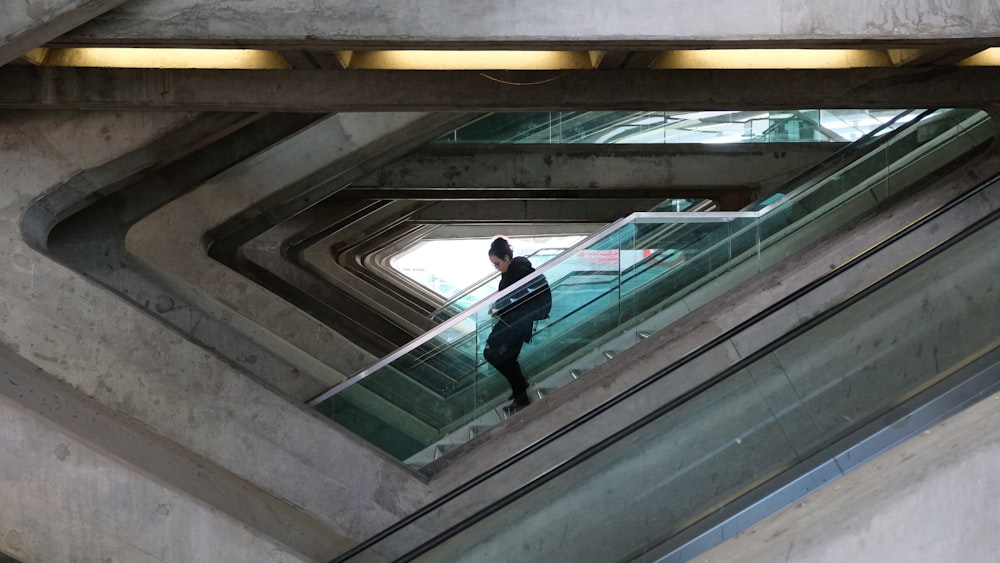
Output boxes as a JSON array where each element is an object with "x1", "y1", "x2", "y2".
[{"x1": 7, "y1": 0, "x2": 1000, "y2": 394}]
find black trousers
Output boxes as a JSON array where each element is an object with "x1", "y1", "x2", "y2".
[{"x1": 484, "y1": 321, "x2": 531, "y2": 399}]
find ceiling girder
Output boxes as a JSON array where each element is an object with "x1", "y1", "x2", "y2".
[
  {"x1": 0, "y1": 0, "x2": 132, "y2": 66},
  {"x1": 4, "y1": 66, "x2": 1000, "y2": 111}
]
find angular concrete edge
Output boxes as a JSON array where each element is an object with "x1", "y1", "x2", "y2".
[
  {"x1": 63, "y1": 0, "x2": 1000, "y2": 44},
  {"x1": 0, "y1": 0, "x2": 130, "y2": 66},
  {"x1": 0, "y1": 337, "x2": 346, "y2": 561},
  {"x1": 20, "y1": 111, "x2": 254, "y2": 252},
  {"x1": 0, "y1": 393, "x2": 313, "y2": 563},
  {"x1": 356, "y1": 143, "x2": 843, "y2": 193},
  {"x1": 1, "y1": 110, "x2": 430, "y2": 549},
  {"x1": 425, "y1": 143, "x2": 1000, "y2": 494},
  {"x1": 299, "y1": 200, "x2": 437, "y2": 331},
  {"x1": 696, "y1": 386, "x2": 1000, "y2": 562},
  {"x1": 123, "y1": 113, "x2": 427, "y2": 386},
  {"x1": 124, "y1": 112, "x2": 475, "y2": 388}
]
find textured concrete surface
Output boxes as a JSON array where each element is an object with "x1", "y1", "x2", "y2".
[
  {"x1": 124, "y1": 112, "x2": 472, "y2": 387},
  {"x1": 0, "y1": 391, "x2": 313, "y2": 563},
  {"x1": 411, "y1": 157, "x2": 1000, "y2": 563},
  {"x1": 124, "y1": 112, "x2": 388, "y2": 387},
  {"x1": 425, "y1": 123, "x2": 1000, "y2": 495},
  {"x1": 0, "y1": 0, "x2": 129, "y2": 66},
  {"x1": 0, "y1": 110, "x2": 429, "y2": 556},
  {"x1": 698, "y1": 392, "x2": 1000, "y2": 563},
  {"x1": 0, "y1": 337, "x2": 342, "y2": 562},
  {"x1": 62, "y1": 0, "x2": 1000, "y2": 44},
  {"x1": 2, "y1": 2, "x2": 1000, "y2": 560},
  {"x1": 356, "y1": 144, "x2": 841, "y2": 194}
]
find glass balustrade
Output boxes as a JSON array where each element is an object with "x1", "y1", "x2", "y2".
[
  {"x1": 409, "y1": 177, "x2": 1000, "y2": 563},
  {"x1": 429, "y1": 246, "x2": 566, "y2": 323},
  {"x1": 428, "y1": 201, "x2": 710, "y2": 324},
  {"x1": 435, "y1": 109, "x2": 917, "y2": 145},
  {"x1": 309, "y1": 107, "x2": 992, "y2": 467}
]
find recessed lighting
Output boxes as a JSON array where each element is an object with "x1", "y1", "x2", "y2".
[
  {"x1": 347, "y1": 50, "x2": 593, "y2": 70},
  {"x1": 651, "y1": 49, "x2": 891, "y2": 69},
  {"x1": 25, "y1": 47, "x2": 290, "y2": 69},
  {"x1": 957, "y1": 48, "x2": 1000, "y2": 66}
]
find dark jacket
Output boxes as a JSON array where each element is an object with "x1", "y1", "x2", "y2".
[{"x1": 492, "y1": 256, "x2": 537, "y2": 330}]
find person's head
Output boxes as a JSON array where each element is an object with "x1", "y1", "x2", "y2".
[{"x1": 488, "y1": 237, "x2": 514, "y2": 273}]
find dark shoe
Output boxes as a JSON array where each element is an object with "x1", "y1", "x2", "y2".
[
  {"x1": 502, "y1": 402, "x2": 525, "y2": 416},
  {"x1": 508, "y1": 385, "x2": 531, "y2": 401},
  {"x1": 502, "y1": 393, "x2": 531, "y2": 416}
]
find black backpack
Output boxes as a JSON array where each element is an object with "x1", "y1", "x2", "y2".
[
  {"x1": 523, "y1": 274, "x2": 552, "y2": 321},
  {"x1": 494, "y1": 274, "x2": 552, "y2": 322}
]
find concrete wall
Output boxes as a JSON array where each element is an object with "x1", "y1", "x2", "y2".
[
  {"x1": 3, "y1": 106, "x2": 1000, "y2": 562},
  {"x1": 0, "y1": 1, "x2": 998, "y2": 561},
  {"x1": 0, "y1": 344, "x2": 321, "y2": 563},
  {"x1": 0, "y1": 110, "x2": 431, "y2": 561},
  {"x1": 0, "y1": 0, "x2": 128, "y2": 65},
  {"x1": 699, "y1": 390, "x2": 1000, "y2": 563},
  {"x1": 63, "y1": 0, "x2": 1000, "y2": 44},
  {"x1": 409, "y1": 151, "x2": 1000, "y2": 562}
]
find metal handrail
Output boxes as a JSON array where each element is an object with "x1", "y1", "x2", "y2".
[
  {"x1": 388, "y1": 171, "x2": 1000, "y2": 563},
  {"x1": 306, "y1": 109, "x2": 938, "y2": 408},
  {"x1": 326, "y1": 112, "x2": 993, "y2": 563},
  {"x1": 306, "y1": 211, "x2": 751, "y2": 406}
]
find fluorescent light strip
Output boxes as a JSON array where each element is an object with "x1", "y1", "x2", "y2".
[
  {"x1": 957, "y1": 48, "x2": 1000, "y2": 66},
  {"x1": 29, "y1": 47, "x2": 290, "y2": 69},
  {"x1": 23, "y1": 47, "x2": 997, "y2": 71},
  {"x1": 651, "y1": 49, "x2": 893, "y2": 69},
  {"x1": 347, "y1": 50, "x2": 593, "y2": 70}
]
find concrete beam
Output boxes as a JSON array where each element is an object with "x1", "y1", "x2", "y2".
[
  {"x1": 410, "y1": 199, "x2": 668, "y2": 223},
  {"x1": 343, "y1": 186, "x2": 748, "y2": 201},
  {"x1": 235, "y1": 201, "x2": 436, "y2": 353},
  {"x1": 5, "y1": 67, "x2": 1000, "y2": 111},
  {"x1": 699, "y1": 388, "x2": 1000, "y2": 563},
  {"x1": 0, "y1": 338, "x2": 345, "y2": 561},
  {"x1": 425, "y1": 224, "x2": 599, "y2": 240},
  {"x1": 238, "y1": 199, "x2": 440, "y2": 338},
  {"x1": 0, "y1": 110, "x2": 430, "y2": 555},
  {"x1": 52, "y1": 0, "x2": 1000, "y2": 46},
  {"x1": 888, "y1": 47, "x2": 989, "y2": 66},
  {"x1": 0, "y1": 0, "x2": 130, "y2": 67},
  {"x1": 124, "y1": 113, "x2": 436, "y2": 387},
  {"x1": 355, "y1": 143, "x2": 842, "y2": 194},
  {"x1": 417, "y1": 149, "x2": 1000, "y2": 545}
]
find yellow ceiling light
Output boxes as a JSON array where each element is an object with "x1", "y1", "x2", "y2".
[
  {"x1": 22, "y1": 48, "x2": 48, "y2": 65},
  {"x1": 27, "y1": 47, "x2": 290, "y2": 69},
  {"x1": 957, "y1": 48, "x2": 1000, "y2": 66},
  {"x1": 347, "y1": 50, "x2": 593, "y2": 70},
  {"x1": 651, "y1": 49, "x2": 892, "y2": 69}
]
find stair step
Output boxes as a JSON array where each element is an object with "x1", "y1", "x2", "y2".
[{"x1": 434, "y1": 443, "x2": 458, "y2": 459}]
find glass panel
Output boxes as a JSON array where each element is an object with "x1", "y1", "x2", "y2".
[
  {"x1": 311, "y1": 108, "x2": 992, "y2": 467},
  {"x1": 429, "y1": 244, "x2": 570, "y2": 323},
  {"x1": 314, "y1": 213, "x2": 762, "y2": 464},
  {"x1": 750, "y1": 108, "x2": 992, "y2": 271},
  {"x1": 435, "y1": 110, "x2": 916, "y2": 145},
  {"x1": 410, "y1": 184, "x2": 1000, "y2": 563},
  {"x1": 429, "y1": 200, "x2": 708, "y2": 324}
]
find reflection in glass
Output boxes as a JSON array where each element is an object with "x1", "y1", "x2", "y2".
[{"x1": 310, "y1": 108, "x2": 991, "y2": 468}]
